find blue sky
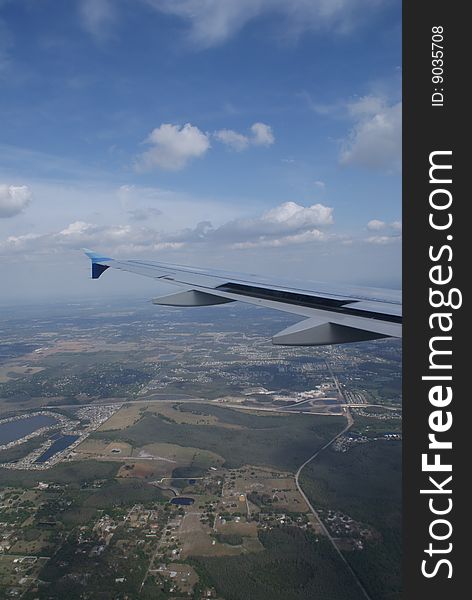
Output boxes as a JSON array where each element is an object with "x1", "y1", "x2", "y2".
[{"x1": 0, "y1": 0, "x2": 401, "y2": 303}]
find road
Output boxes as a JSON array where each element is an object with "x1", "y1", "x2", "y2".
[
  {"x1": 293, "y1": 363, "x2": 372, "y2": 600},
  {"x1": 44, "y1": 397, "x2": 401, "y2": 413}
]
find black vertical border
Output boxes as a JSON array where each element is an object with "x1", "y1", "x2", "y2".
[{"x1": 403, "y1": 2, "x2": 466, "y2": 598}]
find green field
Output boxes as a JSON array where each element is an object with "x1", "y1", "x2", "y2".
[{"x1": 93, "y1": 404, "x2": 345, "y2": 470}]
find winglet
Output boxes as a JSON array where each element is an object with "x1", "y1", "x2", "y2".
[{"x1": 83, "y1": 248, "x2": 112, "y2": 280}]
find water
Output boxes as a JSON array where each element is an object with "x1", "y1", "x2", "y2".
[
  {"x1": 170, "y1": 497, "x2": 195, "y2": 506},
  {"x1": 35, "y1": 435, "x2": 79, "y2": 463},
  {"x1": 0, "y1": 415, "x2": 58, "y2": 445}
]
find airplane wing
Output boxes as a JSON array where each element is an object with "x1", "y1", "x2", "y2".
[{"x1": 83, "y1": 249, "x2": 401, "y2": 346}]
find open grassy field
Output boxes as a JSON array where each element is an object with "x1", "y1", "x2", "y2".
[
  {"x1": 137, "y1": 442, "x2": 224, "y2": 470},
  {"x1": 93, "y1": 404, "x2": 344, "y2": 471},
  {"x1": 222, "y1": 466, "x2": 308, "y2": 514},
  {"x1": 74, "y1": 438, "x2": 134, "y2": 458},
  {"x1": 97, "y1": 403, "x2": 144, "y2": 431},
  {"x1": 146, "y1": 403, "x2": 224, "y2": 426},
  {"x1": 75, "y1": 436, "x2": 224, "y2": 481},
  {"x1": 178, "y1": 511, "x2": 260, "y2": 559}
]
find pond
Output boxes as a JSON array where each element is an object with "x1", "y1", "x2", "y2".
[
  {"x1": 0, "y1": 415, "x2": 58, "y2": 445},
  {"x1": 170, "y1": 497, "x2": 195, "y2": 506}
]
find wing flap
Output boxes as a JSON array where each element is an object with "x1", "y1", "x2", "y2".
[
  {"x1": 152, "y1": 290, "x2": 235, "y2": 307},
  {"x1": 273, "y1": 316, "x2": 398, "y2": 346}
]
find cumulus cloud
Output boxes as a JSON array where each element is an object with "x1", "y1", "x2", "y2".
[
  {"x1": 364, "y1": 219, "x2": 402, "y2": 244},
  {"x1": 1, "y1": 221, "x2": 184, "y2": 256},
  {"x1": 179, "y1": 201, "x2": 335, "y2": 249},
  {"x1": 367, "y1": 219, "x2": 386, "y2": 231},
  {"x1": 340, "y1": 97, "x2": 402, "y2": 171},
  {"x1": 367, "y1": 219, "x2": 402, "y2": 232},
  {"x1": 135, "y1": 123, "x2": 210, "y2": 171},
  {"x1": 143, "y1": 0, "x2": 386, "y2": 47},
  {"x1": 259, "y1": 201, "x2": 333, "y2": 229},
  {"x1": 250, "y1": 122, "x2": 274, "y2": 146},
  {"x1": 213, "y1": 129, "x2": 250, "y2": 152},
  {"x1": 214, "y1": 122, "x2": 274, "y2": 151},
  {"x1": 0, "y1": 184, "x2": 32, "y2": 218}
]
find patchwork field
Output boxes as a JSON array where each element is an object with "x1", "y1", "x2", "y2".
[
  {"x1": 74, "y1": 439, "x2": 134, "y2": 458},
  {"x1": 177, "y1": 511, "x2": 260, "y2": 558},
  {"x1": 146, "y1": 403, "x2": 222, "y2": 426},
  {"x1": 221, "y1": 466, "x2": 308, "y2": 514},
  {"x1": 92, "y1": 403, "x2": 344, "y2": 471},
  {"x1": 97, "y1": 403, "x2": 144, "y2": 431}
]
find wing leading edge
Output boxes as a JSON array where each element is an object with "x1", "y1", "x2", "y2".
[{"x1": 83, "y1": 249, "x2": 402, "y2": 346}]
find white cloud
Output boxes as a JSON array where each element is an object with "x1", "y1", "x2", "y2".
[
  {"x1": 250, "y1": 122, "x2": 274, "y2": 146},
  {"x1": 135, "y1": 123, "x2": 210, "y2": 171},
  {"x1": 0, "y1": 220, "x2": 184, "y2": 256},
  {"x1": 204, "y1": 201, "x2": 333, "y2": 245},
  {"x1": 184, "y1": 201, "x2": 335, "y2": 249},
  {"x1": 0, "y1": 184, "x2": 32, "y2": 218},
  {"x1": 59, "y1": 221, "x2": 94, "y2": 237},
  {"x1": 143, "y1": 0, "x2": 386, "y2": 47},
  {"x1": 365, "y1": 219, "x2": 402, "y2": 243},
  {"x1": 79, "y1": 0, "x2": 116, "y2": 38},
  {"x1": 261, "y1": 201, "x2": 333, "y2": 228},
  {"x1": 141, "y1": 201, "x2": 334, "y2": 247},
  {"x1": 367, "y1": 219, "x2": 386, "y2": 231},
  {"x1": 367, "y1": 218, "x2": 402, "y2": 233},
  {"x1": 214, "y1": 122, "x2": 274, "y2": 151},
  {"x1": 232, "y1": 229, "x2": 329, "y2": 249},
  {"x1": 213, "y1": 129, "x2": 250, "y2": 152},
  {"x1": 391, "y1": 220, "x2": 402, "y2": 231},
  {"x1": 365, "y1": 235, "x2": 401, "y2": 245},
  {"x1": 0, "y1": 201, "x2": 334, "y2": 258},
  {"x1": 340, "y1": 97, "x2": 401, "y2": 171}
]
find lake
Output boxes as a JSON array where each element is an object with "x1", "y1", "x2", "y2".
[
  {"x1": 0, "y1": 415, "x2": 58, "y2": 445},
  {"x1": 34, "y1": 434, "x2": 79, "y2": 463}
]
